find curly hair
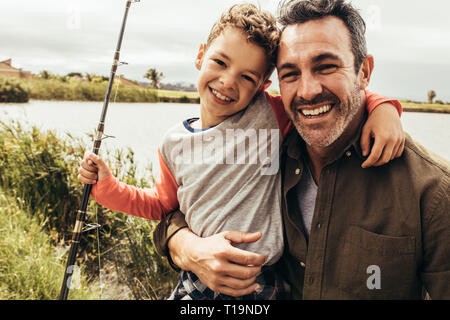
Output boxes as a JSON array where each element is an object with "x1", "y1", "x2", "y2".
[{"x1": 206, "y1": 3, "x2": 280, "y2": 78}]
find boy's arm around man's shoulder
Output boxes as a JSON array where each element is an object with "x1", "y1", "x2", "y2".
[{"x1": 264, "y1": 90, "x2": 403, "y2": 143}]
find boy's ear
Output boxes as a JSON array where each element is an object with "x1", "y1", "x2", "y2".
[
  {"x1": 195, "y1": 44, "x2": 206, "y2": 70},
  {"x1": 358, "y1": 55, "x2": 374, "y2": 90}
]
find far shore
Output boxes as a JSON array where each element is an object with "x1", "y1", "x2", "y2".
[
  {"x1": 401, "y1": 101, "x2": 450, "y2": 114},
  {"x1": 403, "y1": 108, "x2": 450, "y2": 114},
  {"x1": 3, "y1": 93, "x2": 450, "y2": 114}
]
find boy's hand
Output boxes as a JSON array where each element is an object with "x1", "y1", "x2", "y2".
[
  {"x1": 77, "y1": 152, "x2": 112, "y2": 184},
  {"x1": 361, "y1": 103, "x2": 406, "y2": 168}
]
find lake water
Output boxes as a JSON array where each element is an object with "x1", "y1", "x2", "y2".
[{"x1": 1, "y1": 100, "x2": 449, "y2": 176}]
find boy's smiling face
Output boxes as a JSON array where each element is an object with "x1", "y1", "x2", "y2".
[{"x1": 195, "y1": 27, "x2": 271, "y2": 127}]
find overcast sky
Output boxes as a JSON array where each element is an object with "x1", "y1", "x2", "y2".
[{"x1": 1, "y1": 0, "x2": 449, "y2": 102}]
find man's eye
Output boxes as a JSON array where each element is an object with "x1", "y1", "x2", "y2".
[
  {"x1": 280, "y1": 72, "x2": 299, "y2": 81},
  {"x1": 317, "y1": 64, "x2": 338, "y2": 74}
]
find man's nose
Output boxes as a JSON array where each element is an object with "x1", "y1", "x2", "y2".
[{"x1": 297, "y1": 73, "x2": 323, "y2": 103}]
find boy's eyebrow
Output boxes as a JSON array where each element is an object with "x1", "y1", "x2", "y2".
[
  {"x1": 217, "y1": 51, "x2": 231, "y2": 61},
  {"x1": 248, "y1": 69, "x2": 262, "y2": 78}
]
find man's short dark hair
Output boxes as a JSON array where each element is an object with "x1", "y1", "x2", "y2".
[{"x1": 278, "y1": 0, "x2": 367, "y2": 73}]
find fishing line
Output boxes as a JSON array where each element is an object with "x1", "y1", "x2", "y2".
[{"x1": 59, "y1": 0, "x2": 140, "y2": 300}]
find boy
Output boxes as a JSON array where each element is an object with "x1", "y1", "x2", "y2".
[{"x1": 78, "y1": 4, "x2": 403, "y2": 300}]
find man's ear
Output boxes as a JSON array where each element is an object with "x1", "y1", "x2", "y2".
[
  {"x1": 258, "y1": 79, "x2": 272, "y2": 92},
  {"x1": 358, "y1": 55, "x2": 374, "y2": 90},
  {"x1": 195, "y1": 44, "x2": 206, "y2": 70}
]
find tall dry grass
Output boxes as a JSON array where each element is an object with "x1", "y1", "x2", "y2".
[{"x1": 0, "y1": 120, "x2": 178, "y2": 299}]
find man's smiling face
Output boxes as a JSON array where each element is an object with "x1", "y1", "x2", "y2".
[{"x1": 277, "y1": 16, "x2": 363, "y2": 148}]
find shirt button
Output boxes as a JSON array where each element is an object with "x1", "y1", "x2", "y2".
[
  {"x1": 317, "y1": 223, "x2": 321, "y2": 229},
  {"x1": 346, "y1": 150, "x2": 352, "y2": 157},
  {"x1": 300, "y1": 261, "x2": 306, "y2": 268},
  {"x1": 295, "y1": 168, "x2": 301, "y2": 175}
]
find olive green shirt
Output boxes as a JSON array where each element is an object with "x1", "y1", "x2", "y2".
[
  {"x1": 278, "y1": 122, "x2": 450, "y2": 299},
  {"x1": 153, "y1": 120, "x2": 450, "y2": 300}
]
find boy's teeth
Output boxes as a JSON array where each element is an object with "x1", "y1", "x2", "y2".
[
  {"x1": 301, "y1": 104, "x2": 332, "y2": 116},
  {"x1": 212, "y1": 89, "x2": 232, "y2": 102}
]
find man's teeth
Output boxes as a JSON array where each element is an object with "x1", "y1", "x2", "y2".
[
  {"x1": 212, "y1": 88, "x2": 232, "y2": 102},
  {"x1": 301, "y1": 104, "x2": 332, "y2": 116}
]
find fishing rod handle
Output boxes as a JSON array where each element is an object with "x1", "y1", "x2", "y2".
[{"x1": 58, "y1": 183, "x2": 93, "y2": 300}]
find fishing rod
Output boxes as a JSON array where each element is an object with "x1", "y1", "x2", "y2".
[{"x1": 59, "y1": 0, "x2": 140, "y2": 300}]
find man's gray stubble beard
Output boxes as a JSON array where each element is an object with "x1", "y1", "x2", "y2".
[{"x1": 289, "y1": 81, "x2": 361, "y2": 148}]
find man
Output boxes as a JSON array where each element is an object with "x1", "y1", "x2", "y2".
[{"x1": 153, "y1": 0, "x2": 450, "y2": 299}]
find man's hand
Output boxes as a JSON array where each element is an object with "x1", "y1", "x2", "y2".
[
  {"x1": 168, "y1": 228, "x2": 266, "y2": 297},
  {"x1": 361, "y1": 103, "x2": 405, "y2": 168}
]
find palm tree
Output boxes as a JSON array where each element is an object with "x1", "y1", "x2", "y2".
[
  {"x1": 428, "y1": 90, "x2": 436, "y2": 104},
  {"x1": 144, "y1": 68, "x2": 164, "y2": 89}
]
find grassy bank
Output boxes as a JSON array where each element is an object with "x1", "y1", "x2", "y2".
[
  {"x1": 0, "y1": 192, "x2": 100, "y2": 299},
  {"x1": 0, "y1": 76, "x2": 199, "y2": 104},
  {"x1": 0, "y1": 120, "x2": 178, "y2": 300},
  {"x1": 0, "y1": 77, "x2": 30, "y2": 103},
  {"x1": 401, "y1": 101, "x2": 450, "y2": 114}
]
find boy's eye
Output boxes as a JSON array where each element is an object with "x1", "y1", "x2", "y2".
[
  {"x1": 242, "y1": 75, "x2": 256, "y2": 84},
  {"x1": 214, "y1": 59, "x2": 226, "y2": 67}
]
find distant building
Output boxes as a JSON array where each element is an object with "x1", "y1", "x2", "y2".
[
  {"x1": 160, "y1": 82, "x2": 197, "y2": 92},
  {"x1": 0, "y1": 59, "x2": 32, "y2": 79}
]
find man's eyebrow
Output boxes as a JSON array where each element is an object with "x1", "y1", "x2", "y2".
[
  {"x1": 277, "y1": 62, "x2": 297, "y2": 71},
  {"x1": 277, "y1": 53, "x2": 343, "y2": 71},
  {"x1": 312, "y1": 53, "x2": 342, "y2": 64}
]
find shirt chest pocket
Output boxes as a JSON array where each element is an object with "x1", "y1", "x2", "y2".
[{"x1": 337, "y1": 225, "x2": 416, "y2": 299}]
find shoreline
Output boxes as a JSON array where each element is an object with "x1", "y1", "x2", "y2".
[
  {"x1": 0, "y1": 97, "x2": 200, "y2": 105},
  {"x1": 3, "y1": 99, "x2": 450, "y2": 113},
  {"x1": 401, "y1": 101, "x2": 450, "y2": 114},
  {"x1": 403, "y1": 107, "x2": 450, "y2": 114}
]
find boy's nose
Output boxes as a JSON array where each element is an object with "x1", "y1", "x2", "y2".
[{"x1": 220, "y1": 73, "x2": 237, "y2": 90}]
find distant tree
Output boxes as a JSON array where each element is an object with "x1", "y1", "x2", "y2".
[
  {"x1": 144, "y1": 68, "x2": 164, "y2": 89},
  {"x1": 39, "y1": 70, "x2": 51, "y2": 79},
  {"x1": 0, "y1": 77, "x2": 29, "y2": 102},
  {"x1": 67, "y1": 72, "x2": 83, "y2": 78},
  {"x1": 428, "y1": 90, "x2": 436, "y2": 104},
  {"x1": 85, "y1": 73, "x2": 96, "y2": 82}
]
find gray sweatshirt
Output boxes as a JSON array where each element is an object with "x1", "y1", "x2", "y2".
[{"x1": 159, "y1": 92, "x2": 288, "y2": 265}]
